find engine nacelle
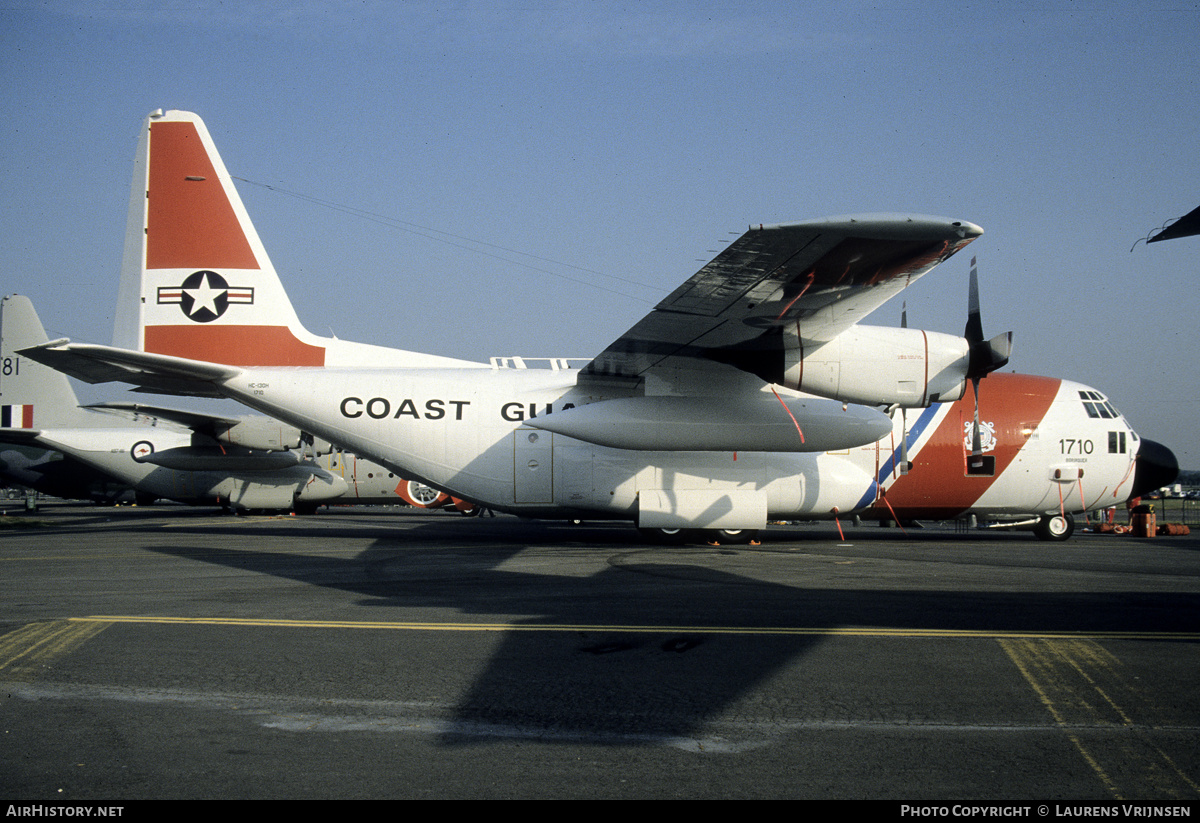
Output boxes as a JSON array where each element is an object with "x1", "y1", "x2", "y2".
[
  {"x1": 212, "y1": 466, "x2": 348, "y2": 511},
  {"x1": 215, "y1": 417, "x2": 302, "y2": 451},
  {"x1": 782, "y1": 325, "x2": 969, "y2": 407},
  {"x1": 214, "y1": 418, "x2": 333, "y2": 454}
]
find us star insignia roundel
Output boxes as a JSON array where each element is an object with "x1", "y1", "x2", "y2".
[{"x1": 157, "y1": 270, "x2": 254, "y2": 323}]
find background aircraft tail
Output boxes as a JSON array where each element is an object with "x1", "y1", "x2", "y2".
[
  {"x1": 1, "y1": 295, "x2": 86, "y2": 428},
  {"x1": 112, "y1": 109, "x2": 479, "y2": 370}
]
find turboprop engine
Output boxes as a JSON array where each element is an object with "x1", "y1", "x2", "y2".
[
  {"x1": 714, "y1": 260, "x2": 1012, "y2": 414},
  {"x1": 214, "y1": 417, "x2": 333, "y2": 454},
  {"x1": 727, "y1": 322, "x2": 1011, "y2": 410},
  {"x1": 778, "y1": 324, "x2": 972, "y2": 407},
  {"x1": 211, "y1": 466, "x2": 348, "y2": 511}
]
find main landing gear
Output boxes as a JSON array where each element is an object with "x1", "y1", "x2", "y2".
[{"x1": 638, "y1": 527, "x2": 760, "y2": 546}]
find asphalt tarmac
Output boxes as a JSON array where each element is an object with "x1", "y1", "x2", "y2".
[{"x1": 2, "y1": 502, "x2": 1198, "y2": 800}]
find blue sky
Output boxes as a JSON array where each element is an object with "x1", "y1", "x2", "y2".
[{"x1": 3, "y1": 1, "x2": 1199, "y2": 466}]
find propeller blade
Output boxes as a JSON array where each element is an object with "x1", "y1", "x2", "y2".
[
  {"x1": 964, "y1": 257, "x2": 983, "y2": 345},
  {"x1": 961, "y1": 257, "x2": 1009, "y2": 471},
  {"x1": 964, "y1": 257, "x2": 1013, "y2": 379}
]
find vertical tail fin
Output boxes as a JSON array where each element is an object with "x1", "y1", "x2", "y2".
[
  {"x1": 112, "y1": 110, "x2": 478, "y2": 370},
  {"x1": 1, "y1": 295, "x2": 84, "y2": 428},
  {"x1": 113, "y1": 109, "x2": 327, "y2": 366}
]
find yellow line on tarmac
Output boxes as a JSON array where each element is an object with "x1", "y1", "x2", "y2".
[
  {"x1": 998, "y1": 637, "x2": 1200, "y2": 800},
  {"x1": 71, "y1": 615, "x2": 1200, "y2": 641},
  {"x1": 0, "y1": 619, "x2": 111, "y2": 677}
]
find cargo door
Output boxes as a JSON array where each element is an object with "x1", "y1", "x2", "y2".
[{"x1": 514, "y1": 428, "x2": 553, "y2": 504}]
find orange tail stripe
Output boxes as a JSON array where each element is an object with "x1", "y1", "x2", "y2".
[
  {"x1": 144, "y1": 325, "x2": 325, "y2": 367},
  {"x1": 147, "y1": 120, "x2": 260, "y2": 270}
]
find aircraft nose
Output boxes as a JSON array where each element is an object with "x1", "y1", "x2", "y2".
[{"x1": 1129, "y1": 438, "x2": 1179, "y2": 500}]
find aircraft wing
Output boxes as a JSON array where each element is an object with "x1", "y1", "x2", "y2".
[
  {"x1": 1148, "y1": 203, "x2": 1200, "y2": 243},
  {"x1": 582, "y1": 214, "x2": 982, "y2": 383},
  {"x1": 16, "y1": 342, "x2": 240, "y2": 399},
  {"x1": 0, "y1": 428, "x2": 43, "y2": 445},
  {"x1": 83, "y1": 401, "x2": 243, "y2": 431}
]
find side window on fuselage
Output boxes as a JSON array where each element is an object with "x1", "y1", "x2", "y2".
[{"x1": 1108, "y1": 430, "x2": 1127, "y2": 454}]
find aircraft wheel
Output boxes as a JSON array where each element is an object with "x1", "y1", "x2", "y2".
[
  {"x1": 405, "y1": 484, "x2": 444, "y2": 508},
  {"x1": 713, "y1": 529, "x2": 759, "y2": 545},
  {"x1": 638, "y1": 527, "x2": 690, "y2": 544},
  {"x1": 1034, "y1": 513, "x2": 1075, "y2": 541}
]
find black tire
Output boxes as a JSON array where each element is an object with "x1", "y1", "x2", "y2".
[
  {"x1": 638, "y1": 527, "x2": 691, "y2": 544},
  {"x1": 713, "y1": 528, "x2": 759, "y2": 545},
  {"x1": 1034, "y1": 513, "x2": 1074, "y2": 541}
]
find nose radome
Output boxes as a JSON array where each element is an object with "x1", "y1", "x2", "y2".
[{"x1": 1130, "y1": 438, "x2": 1179, "y2": 500}]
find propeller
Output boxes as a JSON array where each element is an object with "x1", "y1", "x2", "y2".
[
  {"x1": 299, "y1": 431, "x2": 325, "y2": 464},
  {"x1": 963, "y1": 257, "x2": 1013, "y2": 468}
]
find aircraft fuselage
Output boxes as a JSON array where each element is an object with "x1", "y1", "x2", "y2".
[
  {"x1": 213, "y1": 366, "x2": 1140, "y2": 528},
  {"x1": 32, "y1": 425, "x2": 347, "y2": 510}
]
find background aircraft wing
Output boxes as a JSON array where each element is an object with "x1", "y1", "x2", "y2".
[
  {"x1": 1147, "y1": 203, "x2": 1200, "y2": 243},
  {"x1": 582, "y1": 214, "x2": 981, "y2": 383},
  {"x1": 83, "y1": 402, "x2": 242, "y2": 431},
  {"x1": 0, "y1": 428, "x2": 43, "y2": 445},
  {"x1": 82, "y1": 402, "x2": 306, "y2": 452}
]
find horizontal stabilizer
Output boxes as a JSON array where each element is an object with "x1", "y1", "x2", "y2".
[{"x1": 18, "y1": 342, "x2": 241, "y2": 398}]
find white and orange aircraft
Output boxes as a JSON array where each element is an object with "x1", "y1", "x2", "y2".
[{"x1": 21, "y1": 110, "x2": 1178, "y2": 541}]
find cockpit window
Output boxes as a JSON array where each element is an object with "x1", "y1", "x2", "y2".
[{"x1": 1079, "y1": 390, "x2": 1120, "y2": 419}]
